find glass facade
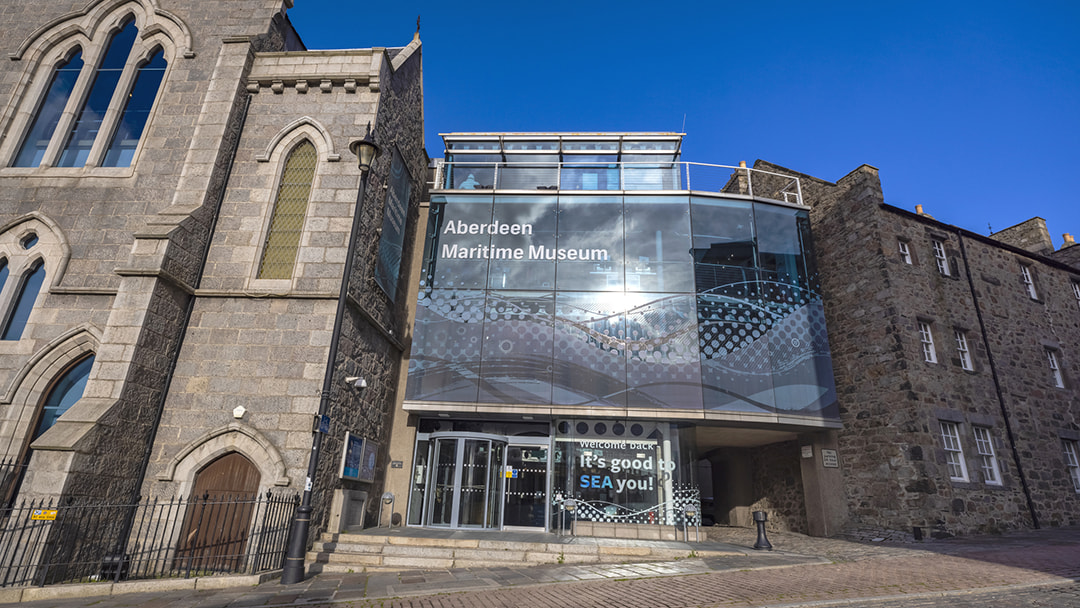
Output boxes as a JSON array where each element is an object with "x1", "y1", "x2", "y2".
[{"x1": 406, "y1": 193, "x2": 837, "y2": 417}]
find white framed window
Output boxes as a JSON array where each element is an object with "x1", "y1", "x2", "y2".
[
  {"x1": 932, "y1": 239, "x2": 950, "y2": 276},
  {"x1": 1020, "y1": 265, "x2": 1038, "y2": 300},
  {"x1": 955, "y1": 330, "x2": 973, "y2": 371},
  {"x1": 1064, "y1": 440, "x2": 1080, "y2": 493},
  {"x1": 972, "y1": 427, "x2": 1001, "y2": 485},
  {"x1": 1047, "y1": 348, "x2": 1065, "y2": 388},
  {"x1": 940, "y1": 421, "x2": 969, "y2": 481},
  {"x1": 898, "y1": 240, "x2": 912, "y2": 264},
  {"x1": 919, "y1": 322, "x2": 937, "y2": 363},
  {"x1": 1072, "y1": 281, "x2": 1080, "y2": 310}
]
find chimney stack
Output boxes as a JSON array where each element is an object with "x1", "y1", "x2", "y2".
[{"x1": 1063, "y1": 233, "x2": 1076, "y2": 248}]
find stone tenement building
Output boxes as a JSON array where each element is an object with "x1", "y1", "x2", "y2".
[
  {"x1": 764, "y1": 161, "x2": 1080, "y2": 538},
  {"x1": 0, "y1": 0, "x2": 426, "y2": 541}
]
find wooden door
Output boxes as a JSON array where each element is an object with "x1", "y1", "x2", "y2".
[{"x1": 175, "y1": 452, "x2": 260, "y2": 573}]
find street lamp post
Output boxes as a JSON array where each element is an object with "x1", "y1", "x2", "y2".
[{"x1": 281, "y1": 134, "x2": 380, "y2": 585}]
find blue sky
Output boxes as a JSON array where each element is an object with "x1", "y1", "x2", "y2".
[{"x1": 288, "y1": 1, "x2": 1080, "y2": 244}]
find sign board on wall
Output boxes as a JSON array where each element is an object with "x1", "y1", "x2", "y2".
[
  {"x1": 374, "y1": 146, "x2": 412, "y2": 301},
  {"x1": 821, "y1": 449, "x2": 840, "y2": 468},
  {"x1": 340, "y1": 432, "x2": 365, "y2": 480}
]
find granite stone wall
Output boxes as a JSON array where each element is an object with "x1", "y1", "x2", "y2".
[
  {"x1": 753, "y1": 158, "x2": 1080, "y2": 537},
  {"x1": 0, "y1": 0, "x2": 293, "y2": 504},
  {"x1": 749, "y1": 441, "x2": 809, "y2": 533}
]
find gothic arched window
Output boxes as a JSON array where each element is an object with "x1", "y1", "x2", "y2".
[
  {"x1": 1, "y1": 260, "x2": 46, "y2": 340},
  {"x1": 257, "y1": 141, "x2": 318, "y2": 280},
  {"x1": 57, "y1": 18, "x2": 138, "y2": 167},
  {"x1": 34, "y1": 355, "x2": 95, "y2": 439},
  {"x1": 103, "y1": 47, "x2": 167, "y2": 167},
  {"x1": 9, "y1": 12, "x2": 170, "y2": 169},
  {"x1": 12, "y1": 50, "x2": 84, "y2": 168}
]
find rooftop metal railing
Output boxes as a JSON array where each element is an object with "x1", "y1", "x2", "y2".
[{"x1": 433, "y1": 161, "x2": 803, "y2": 205}]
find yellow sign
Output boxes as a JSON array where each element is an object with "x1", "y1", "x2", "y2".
[{"x1": 31, "y1": 509, "x2": 57, "y2": 521}]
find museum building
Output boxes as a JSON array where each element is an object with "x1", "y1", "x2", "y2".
[{"x1": 381, "y1": 133, "x2": 845, "y2": 536}]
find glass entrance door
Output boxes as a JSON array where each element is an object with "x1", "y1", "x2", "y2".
[
  {"x1": 422, "y1": 434, "x2": 506, "y2": 529},
  {"x1": 503, "y1": 443, "x2": 549, "y2": 529}
]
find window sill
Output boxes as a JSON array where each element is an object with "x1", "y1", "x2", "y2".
[{"x1": 1, "y1": 165, "x2": 136, "y2": 178}]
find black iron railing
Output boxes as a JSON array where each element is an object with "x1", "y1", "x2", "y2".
[{"x1": 0, "y1": 491, "x2": 298, "y2": 588}]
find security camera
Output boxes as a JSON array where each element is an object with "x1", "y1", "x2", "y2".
[{"x1": 344, "y1": 376, "x2": 368, "y2": 389}]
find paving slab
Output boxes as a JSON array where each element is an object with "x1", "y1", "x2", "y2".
[{"x1": 4, "y1": 525, "x2": 1080, "y2": 608}]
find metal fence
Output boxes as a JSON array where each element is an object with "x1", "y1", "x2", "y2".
[{"x1": 0, "y1": 491, "x2": 298, "y2": 588}]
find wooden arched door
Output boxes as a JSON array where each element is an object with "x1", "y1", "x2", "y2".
[{"x1": 175, "y1": 452, "x2": 261, "y2": 572}]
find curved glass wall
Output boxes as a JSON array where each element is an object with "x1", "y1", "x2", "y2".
[{"x1": 407, "y1": 194, "x2": 837, "y2": 418}]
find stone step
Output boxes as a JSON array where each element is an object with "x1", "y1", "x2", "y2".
[{"x1": 307, "y1": 531, "x2": 740, "y2": 573}]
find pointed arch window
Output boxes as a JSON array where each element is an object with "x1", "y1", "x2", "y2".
[
  {"x1": 13, "y1": 50, "x2": 85, "y2": 167},
  {"x1": 103, "y1": 47, "x2": 167, "y2": 167},
  {"x1": 34, "y1": 355, "x2": 95, "y2": 439},
  {"x1": 57, "y1": 18, "x2": 138, "y2": 167},
  {"x1": 11, "y1": 14, "x2": 170, "y2": 169},
  {"x1": 1, "y1": 260, "x2": 46, "y2": 340},
  {"x1": 257, "y1": 141, "x2": 318, "y2": 280}
]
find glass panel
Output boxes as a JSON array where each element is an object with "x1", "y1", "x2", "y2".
[
  {"x1": 446, "y1": 141, "x2": 500, "y2": 151},
  {"x1": 34, "y1": 355, "x2": 94, "y2": 439},
  {"x1": 102, "y1": 48, "x2": 166, "y2": 167},
  {"x1": 563, "y1": 154, "x2": 617, "y2": 164},
  {"x1": 257, "y1": 141, "x2": 317, "y2": 279},
  {"x1": 457, "y1": 439, "x2": 490, "y2": 527},
  {"x1": 428, "y1": 438, "x2": 457, "y2": 526},
  {"x1": 562, "y1": 141, "x2": 618, "y2": 151},
  {"x1": 626, "y1": 294, "x2": 702, "y2": 409},
  {"x1": 502, "y1": 141, "x2": 558, "y2": 151},
  {"x1": 487, "y1": 196, "x2": 556, "y2": 290},
  {"x1": 754, "y1": 204, "x2": 807, "y2": 289},
  {"x1": 690, "y1": 198, "x2": 756, "y2": 294},
  {"x1": 407, "y1": 439, "x2": 430, "y2": 526},
  {"x1": 406, "y1": 289, "x2": 485, "y2": 402},
  {"x1": 58, "y1": 18, "x2": 137, "y2": 167},
  {"x1": 560, "y1": 420, "x2": 677, "y2": 524},
  {"x1": 624, "y1": 196, "x2": 693, "y2": 292},
  {"x1": 561, "y1": 164, "x2": 620, "y2": 191},
  {"x1": 622, "y1": 141, "x2": 678, "y2": 151},
  {"x1": 487, "y1": 442, "x2": 505, "y2": 527},
  {"x1": 2, "y1": 262, "x2": 46, "y2": 340},
  {"x1": 421, "y1": 195, "x2": 493, "y2": 289},
  {"x1": 697, "y1": 280, "x2": 778, "y2": 412},
  {"x1": 479, "y1": 291, "x2": 554, "y2": 404},
  {"x1": 552, "y1": 292, "x2": 627, "y2": 407},
  {"x1": 504, "y1": 446, "x2": 548, "y2": 527},
  {"x1": 622, "y1": 163, "x2": 682, "y2": 189},
  {"x1": 497, "y1": 163, "x2": 559, "y2": 190},
  {"x1": 444, "y1": 162, "x2": 496, "y2": 189},
  {"x1": 14, "y1": 50, "x2": 84, "y2": 167},
  {"x1": 0, "y1": 260, "x2": 8, "y2": 293},
  {"x1": 555, "y1": 196, "x2": 624, "y2": 291}
]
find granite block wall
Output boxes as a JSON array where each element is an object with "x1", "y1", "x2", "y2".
[{"x1": 757, "y1": 157, "x2": 1079, "y2": 537}]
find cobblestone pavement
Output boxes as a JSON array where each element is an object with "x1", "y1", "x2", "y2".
[{"x1": 6, "y1": 526, "x2": 1080, "y2": 608}]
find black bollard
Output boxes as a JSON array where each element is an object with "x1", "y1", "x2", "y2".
[{"x1": 752, "y1": 510, "x2": 772, "y2": 550}]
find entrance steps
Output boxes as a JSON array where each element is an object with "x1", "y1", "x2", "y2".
[{"x1": 307, "y1": 529, "x2": 744, "y2": 573}]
